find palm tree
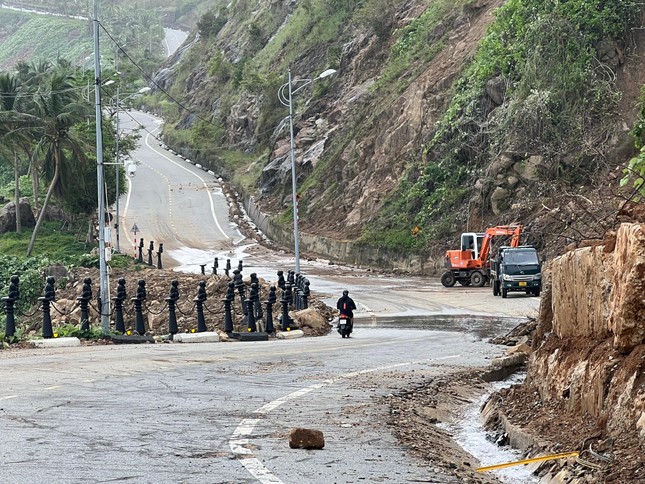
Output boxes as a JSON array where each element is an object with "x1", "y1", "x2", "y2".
[
  {"x1": 0, "y1": 72, "x2": 30, "y2": 233},
  {"x1": 26, "y1": 70, "x2": 91, "y2": 256},
  {"x1": 14, "y1": 60, "x2": 55, "y2": 210}
]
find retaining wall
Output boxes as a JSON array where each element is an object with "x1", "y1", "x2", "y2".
[{"x1": 241, "y1": 194, "x2": 439, "y2": 274}]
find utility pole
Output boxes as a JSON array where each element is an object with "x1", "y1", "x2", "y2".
[
  {"x1": 114, "y1": 44, "x2": 121, "y2": 253},
  {"x1": 93, "y1": 0, "x2": 110, "y2": 334}
]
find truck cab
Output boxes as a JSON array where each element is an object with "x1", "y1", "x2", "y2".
[{"x1": 491, "y1": 246, "x2": 542, "y2": 298}]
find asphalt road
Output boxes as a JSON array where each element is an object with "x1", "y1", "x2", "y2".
[
  {"x1": 163, "y1": 28, "x2": 189, "y2": 57},
  {"x1": 1, "y1": 325, "x2": 514, "y2": 483},
  {"x1": 0, "y1": 112, "x2": 541, "y2": 483},
  {"x1": 118, "y1": 111, "x2": 242, "y2": 266}
]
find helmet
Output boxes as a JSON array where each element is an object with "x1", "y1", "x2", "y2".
[{"x1": 343, "y1": 290, "x2": 349, "y2": 296}]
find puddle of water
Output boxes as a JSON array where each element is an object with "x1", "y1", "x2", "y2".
[
  {"x1": 443, "y1": 375, "x2": 539, "y2": 484},
  {"x1": 357, "y1": 314, "x2": 528, "y2": 339}
]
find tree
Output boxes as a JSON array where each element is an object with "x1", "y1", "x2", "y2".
[
  {"x1": 0, "y1": 72, "x2": 31, "y2": 233},
  {"x1": 25, "y1": 70, "x2": 92, "y2": 256}
]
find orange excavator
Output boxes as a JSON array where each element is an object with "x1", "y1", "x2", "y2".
[{"x1": 440, "y1": 225, "x2": 522, "y2": 287}]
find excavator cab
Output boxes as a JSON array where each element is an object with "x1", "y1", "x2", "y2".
[{"x1": 460, "y1": 233, "x2": 484, "y2": 261}]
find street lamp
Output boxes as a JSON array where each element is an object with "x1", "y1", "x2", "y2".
[
  {"x1": 277, "y1": 67, "x2": 336, "y2": 274},
  {"x1": 110, "y1": 86, "x2": 151, "y2": 252}
]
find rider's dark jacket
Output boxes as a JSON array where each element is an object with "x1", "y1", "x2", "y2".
[{"x1": 336, "y1": 295, "x2": 356, "y2": 318}]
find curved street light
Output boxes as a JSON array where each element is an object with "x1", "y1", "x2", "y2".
[{"x1": 278, "y1": 67, "x2": 336, "y2": 274}]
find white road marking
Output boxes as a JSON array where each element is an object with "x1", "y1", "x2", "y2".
[
  {"x1": 0, "y1": 395, "x2": 18, "y2": 401},
  {"x1": 229, "y1": 354, "x2": 462, "y2": 483},
  {"x1": 120, "y1": 112, "x2": 230, "y2": 248}
]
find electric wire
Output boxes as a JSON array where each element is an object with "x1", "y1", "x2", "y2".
[{"x1": 97, "y1": 22, "x2": 291, "y2": 148}]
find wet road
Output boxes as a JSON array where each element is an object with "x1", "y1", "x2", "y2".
[
  {"x1": 1, "y1": 325, "x2": 511, "y2": 483},
  {"x1": 0, "y1": 112, "x2": 541, "y2": 483},
  {"x1": 118, "y1": 111, "x2": 243, "y2": 265}
]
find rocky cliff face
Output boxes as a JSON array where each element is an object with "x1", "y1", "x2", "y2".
[
  {"x1": 157, "y1": 1, "x2": 645, "y2": 268},
  {"x1": 498, "y1": 222, "x2": 645, "y2": 479}
]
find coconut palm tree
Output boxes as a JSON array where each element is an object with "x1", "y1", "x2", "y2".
[
  {"x1": 0, "y1": 72, "x2": 31, "y2": 233},
  {"x1": 25, "y1": 69, "x2": 92, "y2": 256}
]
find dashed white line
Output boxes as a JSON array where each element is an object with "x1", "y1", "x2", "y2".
[{"x1": 229, "y1": 354, "x2": 462, "y2": 483}]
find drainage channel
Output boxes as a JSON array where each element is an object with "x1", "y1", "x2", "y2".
[{"x1": 443, "y1": 374, "x2": 539, "y2": 484}]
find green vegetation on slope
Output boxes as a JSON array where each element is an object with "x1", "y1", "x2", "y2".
[
  {"x1": 368, "y1": 0, "x2": 640, "y2": 250},
  {"x1": 0, "y1": 12, "x2": 91, "y2": 68}
]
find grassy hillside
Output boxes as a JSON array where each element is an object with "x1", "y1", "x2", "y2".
[
  {"x1": 0, "y1": 10, "x2": 91, "y2": 69},
  {"x1": 151, "y1": 0, "x2": 644, "y2": 262}
]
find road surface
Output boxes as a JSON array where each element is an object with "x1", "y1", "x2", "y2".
[
  {"x1": 0, "y1": 111, "x2": 542, "y2": 483},
  {"x1": 118, "y1": 111, "x2": 243, "y2": 266},
  {"x1": 163, "y1": 27, "x2": 189, "y2": 57},
  {"x1": 1, "y1": 324, "x2": 515, "y2": 483}
]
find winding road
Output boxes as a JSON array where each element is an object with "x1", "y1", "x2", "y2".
[{"x1": 2, "y1": 101, "x2": 540, "y2": 484}]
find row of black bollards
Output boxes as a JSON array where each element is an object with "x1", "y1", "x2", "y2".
[
  {"x1": 2, "y1": 265, "x2": 311, "y2": 340},
  {"x1": 136, "y1": 238, "x2": 164, "y2": 269}
]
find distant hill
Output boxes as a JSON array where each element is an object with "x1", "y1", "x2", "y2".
[{"x1": 0, "y1": 9, "x2": 90, "y2": 70}]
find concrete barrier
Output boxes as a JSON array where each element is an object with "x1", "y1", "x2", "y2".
[
  {"x1": 173, "y1": 332, "x2": 220, "y2": 343},
  {"x1": 29, "y1": 337, "x2": 81, "y2": 348},
  {"x1": 276, "y1": 330, "x2": 304, "y2": 339}
]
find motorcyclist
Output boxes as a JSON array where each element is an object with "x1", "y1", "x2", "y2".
[{"x1": 336, "y1": 290, "x2": 356, "y2": 333}]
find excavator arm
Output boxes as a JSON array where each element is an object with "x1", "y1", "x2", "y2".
[{"x1": 479, "y1": 225, "x2": 523, "y2": 264}]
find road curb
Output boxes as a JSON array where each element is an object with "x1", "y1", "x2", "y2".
[
  {"x1": 110, "y1": 335, "x2": 156, "y2": 344},
  {"x1": 229, "y1": 332, "x2": 270, "y2": 341},
  {"x1": 276, "y1": 330, "x2": 304, "y2": 339},
  {"x1": 29, "y1": 337, "x2": 81, "y2": 348},
  {"x1": 173, "y1": 332, "x2": 220, "y2": 343}
]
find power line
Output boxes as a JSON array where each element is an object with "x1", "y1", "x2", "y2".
[{"x1": 98, "y1": 22, "x2": 216, "y2": 128}]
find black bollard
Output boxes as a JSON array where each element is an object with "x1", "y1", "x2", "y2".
[
  {"x1": 294, "y1": 284, "x2": 302, "y2": 310},
  {"x1": 225, "y1": 258, "x2": 231, "y2": 278},
  {"x1": 148, "y1": 241, "x2": 154, "y2": 266},
  {"x1": 233, "y1": 269, "x2": 247, "y2": 319},
  {"x1": 250, "y1": 282, "x2": 263, "y2": 321},
  {"x1": 166, "y1": 280, "x2": 179, "y2": 337},
  {"x1": 277, "y1": 270, "x2": 285, "y2": 290},
  {"x1": 3, "y1": 274, "x2": 19, "y2": 338},
  {"x1": 287, "y1": 270, "x2": 295, "y2": 286},
  {"x1": 78, "y1": 277, "x2": 92, "y2": 332},
  {"x1": 133, "y1": 279, "x2": 147, "y2": 335},
  {"x1": 223, "y1": 282, "x2": 235, "y2": 333},
  {"x1": 285, "y1": 282, "x2": 293, "y2": 308},
  {"x1": 212, "y1": 257, "x2": 218, "y2": 275},
  {"x1": 113, "y1": 278, "x2": 127, "y2": 333},
  {"x1": 138, "y1": 238, "x2": 144, "y2": 263},
  {"x1": 302, "y1": 280, "x2": 310, "y2": 309},
  {"x1": 246, "y1": 298, "x2": 257, "y2": 332},
  {"x1": 157, "y1": 243, "x2": 163, "y2": 269},
  {"x1": 280, "y1": 289, "x2": 291, "y2": 331},
  {"x1": 237, "y1": 260, "x2": 243, "y2": 273},
  {"x1": 200, "y1": 264, "x2": 206, "y2": 275},
  {"x1": 40, "y1": 276, "x2": 56, "y2": 339},
  {"x1": 195, "y1": 281, "x2": 207, "y2": 332},
  {"x1": 250, "y1": 274, "x2": 263, "y2": 319},
  {"x1": 265, "y1": 286, "x2": 277, "y2": 334}
]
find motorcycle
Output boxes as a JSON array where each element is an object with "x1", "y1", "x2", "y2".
[{"x1": 338, "y1": 314, "x2": 353, "y2": 338}]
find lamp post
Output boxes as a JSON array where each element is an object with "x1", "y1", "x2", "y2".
[
  {"x1": 278, "y1": 68, "x2": 336, "y2": 274},
  {"x1": 92, "y1": 0, "x2": 109, "y2": 334},
  {"x1": 110, "y1": 86, "x2": 150, "y2": 252}
]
